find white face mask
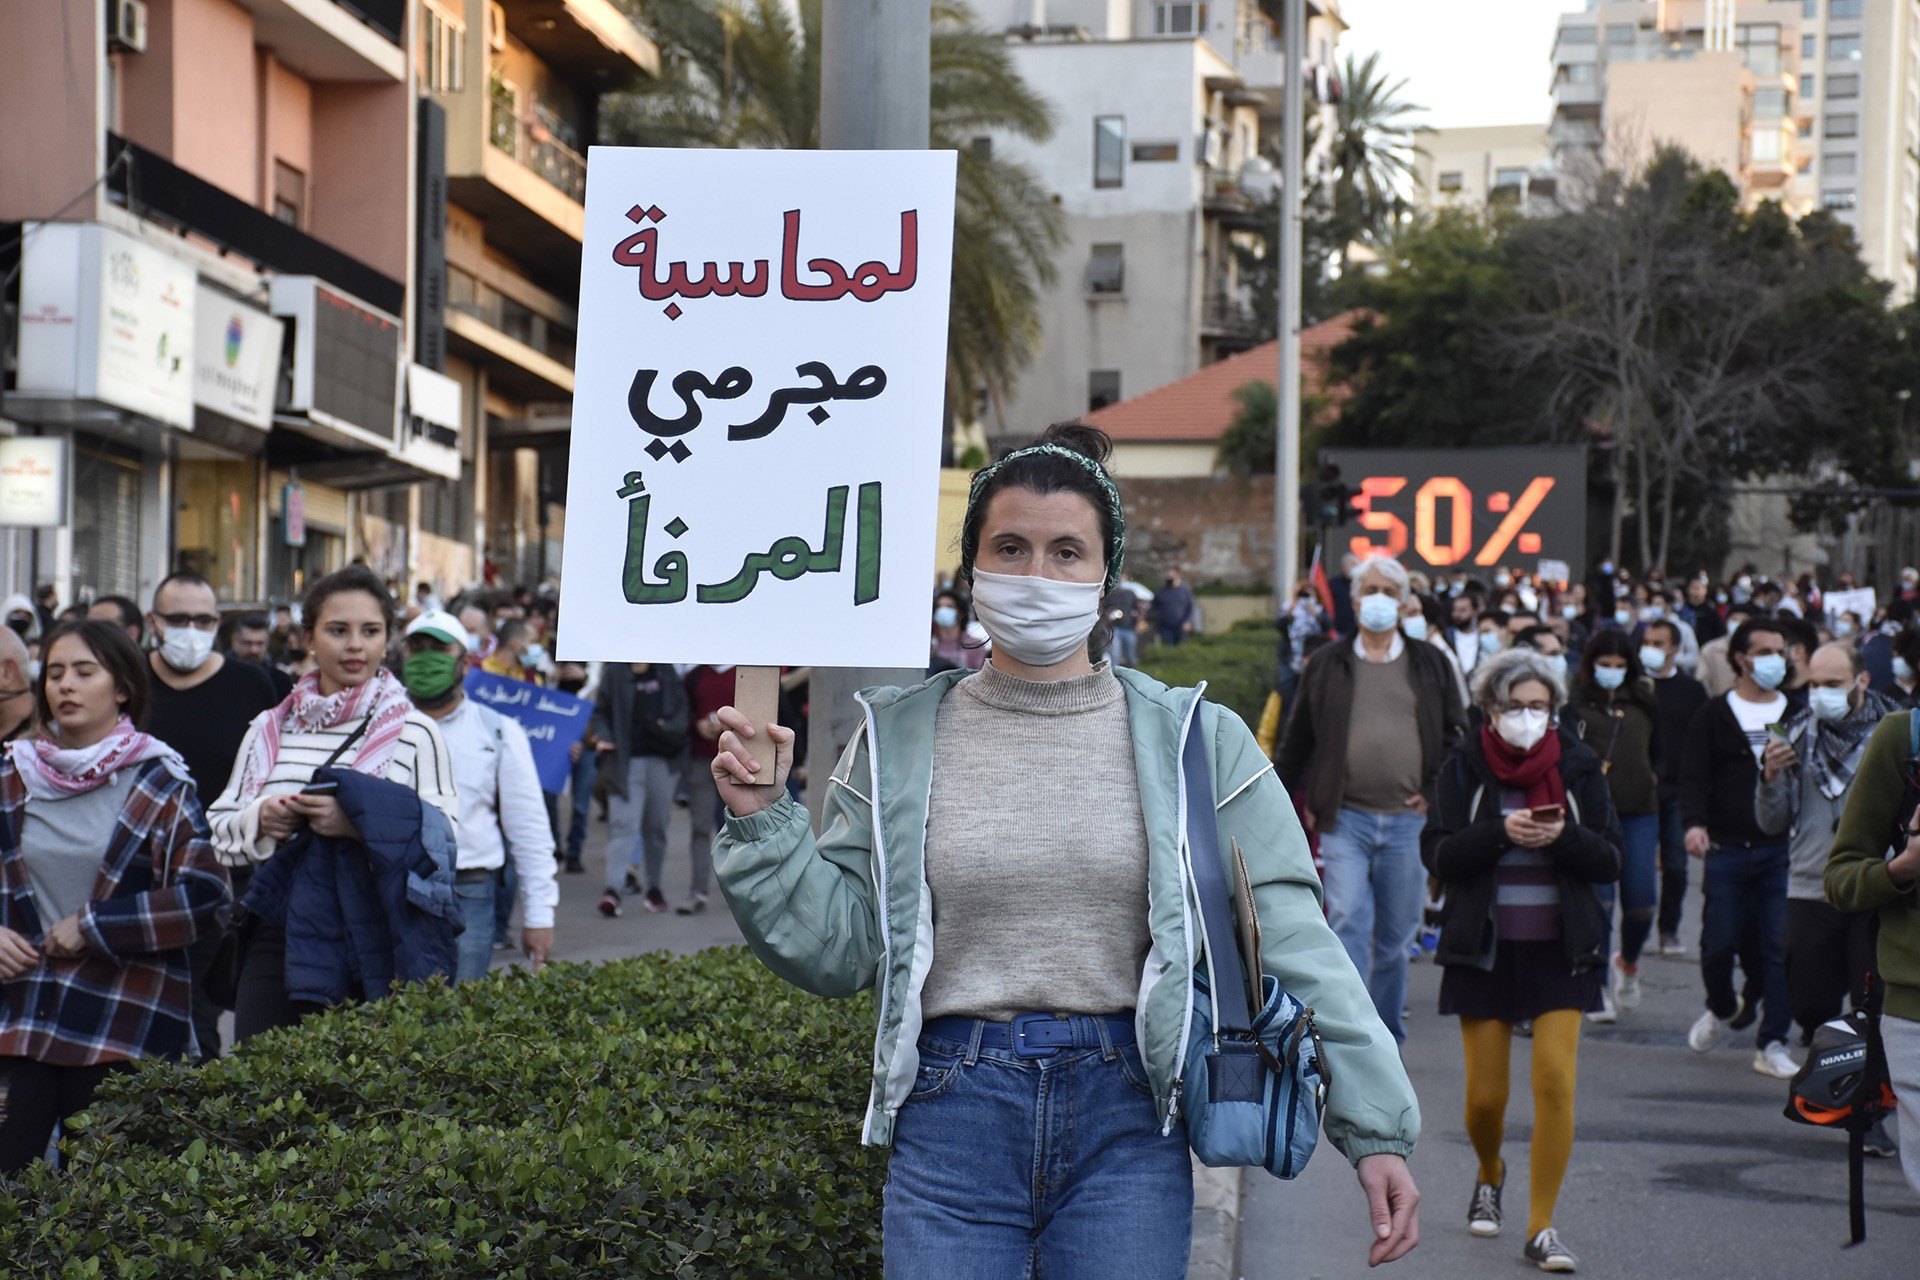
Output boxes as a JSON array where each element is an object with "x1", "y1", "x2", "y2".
[
  {"x1": 156, "y1": 623, "x2": 215, "y2": 674},
  {"x1": 1808, "y1": 687, "x2": 1853, "y2": 723},
  {"x1": 1401, "y1": 614, "x2": 1429, "y2": 641},
  {"x1": 1357, "y1": 593, "x2": 1402, "y2": 634},
  {"x1": 969, "y1": 569, "x2": 1104, "y2": 668},
  {"x1": 1495, "y1": 708, "x2": 1551, "y2": 752}
]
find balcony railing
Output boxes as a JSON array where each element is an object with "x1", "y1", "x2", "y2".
[
  {"x1": 1201, "y1": 289, "x2": 1263, "y2": 341},
  {"x1": 487, "y1": 93, "x2": 587, "y2": 205},
  {"x1": 448, "y1": 266, "x2": 578, "y2": 368}
]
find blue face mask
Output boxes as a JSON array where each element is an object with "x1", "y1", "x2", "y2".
[
  {"x1": 1639, "y1": 645, "x2": 1669, "y2": 673},
  {"x1": 934, "y1": 606, "x2": 959, "y2": 629},
  {"x1": 1749, "y1": 653, "x2": 1788, "y2": 691},
  {"x1": 1479, "y1": 631, "x2": 1502, "y2": 656},
  {"x1": 1542, "y1": 653, "x2": 1568, "y2": 684},
  {"x1": 1613, "y1": 608, "x2": 1633, "y2": 627},
  {"x1": 1402, "y1": 614, "x2": 1429, "y2": 641},
  {"x1": 1357, "y1": 593, "x2": 1402, "y2": 634},
  {"x1": 1593, "y1": 664, "x2": 1627, "y2": 691}
]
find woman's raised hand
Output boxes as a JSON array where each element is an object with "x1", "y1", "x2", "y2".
[{"x1": 710, "y1": 705, "x2": 796, "y2": 820}]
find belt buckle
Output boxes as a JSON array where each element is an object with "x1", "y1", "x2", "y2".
[{"x1": 1011, "y1": 1012, "x2": 1066, "y2": 1059}]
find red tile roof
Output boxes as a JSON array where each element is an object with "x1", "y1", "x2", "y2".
[{"x1": 1086, "y1": 310, "x2": 1364, "y2": 443}]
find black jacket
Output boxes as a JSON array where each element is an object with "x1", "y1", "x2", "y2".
[
  {"x1": 1650, "y1": 671, "x2": 1709, "y2": 799},
  {"x1": 1421, "y1": 728, "x2": 1622, "y2": 975},
  {"x1": 589, "y1": 664, "x2": 691, "y2": 800},
  {"x1": 1276, "y1": 632, "x2": 1467, "y2": 831},
  {"x1": 1679, "y1": 694, "x2": 1782, "y2": 845}
]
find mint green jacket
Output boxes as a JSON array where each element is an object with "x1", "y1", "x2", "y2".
[{"x1": 713, "y1": 667, "x2": 1421, "y2": 1158}]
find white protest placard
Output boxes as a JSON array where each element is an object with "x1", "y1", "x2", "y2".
[
  {"x1": 558, "y1": 148, "x2": 957, "y2": 667},
  {"x1": 1824, "y1": 587, "x2": 1876, "y2": 625}
]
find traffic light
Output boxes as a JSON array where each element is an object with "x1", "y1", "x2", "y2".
[{"x1": 1315, "y1": 479, "x2": 1355, "y2": 528}]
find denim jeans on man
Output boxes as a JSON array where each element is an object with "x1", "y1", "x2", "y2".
[
  {"x1": 1700, "y1": 840, "x2": 1791, "y2": 1047},
  {"x1": 1616, "y1": 812, "x2": 1660, "y2": 963},
  {"x1": 452, "y1": 877, "x2": 496, "y2": 983},
  {"x1": 1657, "y1": 797, "x2": 1689, "y2": 941},
  {"x1": 883, "y1": 1019, "x2": 1193, "y2": 1279},
  {"x1": 1318, "y1": 807, "x2": 1428, "y2": 1043},
  {"x1": 563, "y1": 747, "x2": 597, "y2": 865}
]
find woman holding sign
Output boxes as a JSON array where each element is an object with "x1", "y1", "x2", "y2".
[{"x1": 711, "y1": 424, "x2": 1421, "y2": 1276}]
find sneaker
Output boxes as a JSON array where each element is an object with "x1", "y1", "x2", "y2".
[
  {"x1": 676, "y1": 892, "x2": 710, "y2": 916},
  {"x1": 1468, "y1": 1162, "x2": 1504, "y2": 1237},
  {"x1": 1688, "y1": 1009, "x2": 1730, "y2": 1053},
  {"x1": 493, "y1": 938, "x2": 512, "y2": 951},
  {"x1": 597, "y1": 889, "x2": 623, "y2": 918},
  {"x1": 1612, "y1": 957, "x2": 1642, "y2": 1012},
  {"x1": 642, "y1": 886, "x2": 669, "y2": 913},
  {"x1": 1659, "y1": 933, "x2": 1687, "y2": 958},
  {"x1": 623, "y1": 870, "x2": 644, "y2": 895},
  {"x1": 561, "y1": 859, "x2": 585, "y2": 875},
  {"x1": 1524, "y1": 1227, "x2": 1578, "y2": 1272},
  {"x1": 1729, "y1": 991, "x2": 1758, "y2": 1032},
  {"x1": 1585, "y1": 987, "x2": 1617, "y2": 1025},
  {"x1": 1863, "y1": 1116, "x2": 1899, "y2": 1159},
  {"x1": 1753, "y1": 1040, "x2": 1799, "y2": 1079}
]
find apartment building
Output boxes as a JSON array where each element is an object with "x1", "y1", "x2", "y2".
[
  {"x1": 0, "y1": 0, "x2": 444, "y2": 609},
  {"x1": 1412, "y1": 124, "x2": 1556, "y2": 213},
  {"x1": 418, "y1": 0, "x2": 655, "y2": 588},
  {"x1": 970, "y1": 1, "x2": 1345, "y2": 444}
]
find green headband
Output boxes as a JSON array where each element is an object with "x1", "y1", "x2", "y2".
[{"x1": 961, "y1": 444, "x2": 1126, "y2": 593}]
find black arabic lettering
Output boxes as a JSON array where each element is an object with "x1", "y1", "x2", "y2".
[
  {"x1": 627, "y1": 366, "x2": 752, "y2": 463},
  {"x1": 728, "y1": 362, "x2": 889, "y2": 442}
]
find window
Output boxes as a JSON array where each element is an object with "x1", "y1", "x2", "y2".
[
  {"x1": 1605, "y1": 25, "x2": 1635, "y2": 45},
  {"x1": 1094, "y1": 116, "x2": 1125, "y2": 188},
  {"x1": 1830, "y1": 34, "x2": 1863, "y2": 60},
  {"x1": 1494, "y1": 166, "x2": 1529, "y2": 188},
  {"x1": 1804, "y1": 0, "x2": 1818, "y2": 16},
  {"x1": 1801, "y1": 73, "x2": 1816, "y2": 100},
  {"x1": 1754, "y1": 87, "x2": 1788, "y2": 119},
  {"x1": 1152, "y1": 2, "x2": 1208, "y2": 35},
  {"x1": 273, "y1": 160, "x2": 305, "y2": 227},
  {"x1": 1088, "y1": 370, "x2": 1121, "y2": 413},
  {"x1": 1737, "y1": 25, "x2": 1782, "y2": 76},
  {"x1": 1803, "y1": 34, "x2": 1818, "y2": 59},
  {"x1": 1829, "y1": 74, "x2": 1860, "y2": 98},
  {"x1": 1823, "y1": 188, "x2": 1858, "y2": 210},
  {"x1": 1087, "y1": 243, "x2": 1125, "y2": 295},
  {"x1": 1131, "y1": 141, "x2": 1180, "y2": 162},
  {"x1": 1437, "y1": 170, "x2": 1464, "y2": 192},
  {"x1": 1561, "y1": 62, "x2": 1597, "y2": 85},
  {"x1": 1559, "y1": 26, "x2": 1596, "y2": 44},
  {"x1": 1828, "y1": 112, "x2": 1859, "y2": 136},
  {"x1": 1825, "y1": 152, "x2": 1858, "y2": 175},
  {"x1": 1832, "y1": 0, "x2": 1863, "y2": 17},
  {"x1": 419, "y1": 0, "x2": 465, "y2": 93},
  {"x1": 1751, "y1": 129, "x2": 1784, "y2": 164}
]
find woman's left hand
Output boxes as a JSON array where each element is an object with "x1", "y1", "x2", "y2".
[
  {"x1": 41, "y1": 912, "x2": 90, "y2": 960},
  {"x1": 1356, "y1": 1153, "x2": 1420, "y2": 1266},
  {"x1": 287, "y1": 794, "x2": 360, "y2": 840}
]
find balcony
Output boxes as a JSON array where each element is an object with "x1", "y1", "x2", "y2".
[
  {"x1": 502, "y1": 0, "x2": 660, "y2": 82},
  {"x1": 224, "y1": 0, "x2": 406, "y2": 81},
  {"x1": 1201, "y1": 288, "x2": 1263, "y2": 344},
  {"x1": 1202, "y1": 168, "x2": 1271, "y2": 230},
  {"x1": 489, "y1": 95, "x2": 587, "y2": 203},
  {"x1": 446, "y1": 78, "x2": 588, "y2": 287},
  {"x1": 445, "y1": 265, "x2": 577, "y2": 399}
]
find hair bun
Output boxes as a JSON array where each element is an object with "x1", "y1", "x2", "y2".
[{"x1": 1036, "y1": 420, "x2": 1113, "y2": 468}]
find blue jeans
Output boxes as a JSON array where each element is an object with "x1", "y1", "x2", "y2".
[
  {"x1": 884, "y1": 1021, "x2": 1192, "y2": 1279},
  {"x1": 1657, "y1": 798, "x2": 1688, "y2": 939},
  {"x1": 1318, "y1": 807, "x2": 1428, "y2": 1044},
  {"x1": 1110, "y1": 627, "x2": 1138, "y2": 667},
  {"x1": 493, "y1": 860, "x2": 516, "y2": 946},
  {"x1": 1617, "y1": 812, "x2": 1660, "y2": 964},
  {"x1": 452, "y1": 878, "x2": 497, "y2": 983},
  {"x1": 1700, "y1": 840, "x2": 1791, "y2": 1048},
  {"x1": 564, "y1": 749, "x2": 597, "y2": 863}
]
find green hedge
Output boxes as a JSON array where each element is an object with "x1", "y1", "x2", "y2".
[
  {"x1": 1138, "y1": 619, "x2": 1279, "y2": 729},
  {"x1": 0, "y1": 949, "x2": 884, "y2": 1279}
]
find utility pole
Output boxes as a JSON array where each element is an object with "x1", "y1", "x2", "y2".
[
  {"x1": 805, "y1": 0, "x2": 934, "y2": 825},
  {"x1": 1275, "y1": 0, "x2": 1305, "y2": 604}
]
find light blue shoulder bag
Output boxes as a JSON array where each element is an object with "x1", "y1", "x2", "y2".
[{"x1": 1179, "y1": 706, "x2": 1329, "y2": 1178}]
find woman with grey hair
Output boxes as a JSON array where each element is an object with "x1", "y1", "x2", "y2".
[{"x1": 1421, "y1": 647, "x2": 1621, "y2": 1273}]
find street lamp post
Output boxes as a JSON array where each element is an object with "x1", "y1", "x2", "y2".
[{"x1": 1275, "y1": 0, "x2": 1305, "y2": 606}]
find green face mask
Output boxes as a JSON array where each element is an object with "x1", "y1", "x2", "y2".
[{"x1": 404, "y1": 650, "x2": 460, "y2": 700}]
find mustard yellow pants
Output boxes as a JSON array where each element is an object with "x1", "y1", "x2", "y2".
[{"x1": 1460, "y1": 1010, "x2": 1581, "y2": 1237}]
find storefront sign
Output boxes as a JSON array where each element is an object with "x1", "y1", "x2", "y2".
[
  {"x1": 0, "y1": 437, "x2": 70, "y2": 527},
  {"x1": 193, "y1": 287, "x2": 284, "y2": 429},
  {"x1": 400, "y1": 364, "x2": 462, "y2": 481},
  {"x1": 15, "y1": 223, "x2": 196, "y2": 429},
  {"x1": 557, "y1": 148, "x2": 957, "y2": 666},
  {"x1": 463, "y1": 671, "x2": 591, "y2": 793},
  {"x1": 270, "y1": 276, "x2": 403, "y2": 443},
  {"x1": 283, "y1": 483, "x2": 307, "y2": 547}
]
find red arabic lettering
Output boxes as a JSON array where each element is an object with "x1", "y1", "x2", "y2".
[
  {"x1": 611, "y1": 205, "x2": 769, "y2": 317},
  {"x1": 780, "y1": 209, "x2": 919, "y2": 302}
]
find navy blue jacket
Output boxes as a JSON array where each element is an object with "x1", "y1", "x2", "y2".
[{"x1": 245, "y1": 768, "x2": 463, "y2": 1006}]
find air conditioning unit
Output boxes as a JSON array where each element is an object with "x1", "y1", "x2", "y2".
[
  {"x1": 486, "y1": 0, "x2": 506, "y2": 51},
  {"x1": 108, "y1": 0, "x2": 148, "y2": 54}
]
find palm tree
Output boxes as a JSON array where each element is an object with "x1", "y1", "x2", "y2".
[
  {"x1": 605, "y1": 0, "x2": 1065, "y2": 427},
  {"x1": 1319, "y1": 50, "x2": 1424, "y2": 272}
]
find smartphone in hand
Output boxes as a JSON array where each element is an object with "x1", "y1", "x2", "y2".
[
  {"x1": 301, "y1": 780, "x2": 340, "y2": 796},
  {"x1": 1528, "y1": 805, "x2": 1564, "y2": 823}
]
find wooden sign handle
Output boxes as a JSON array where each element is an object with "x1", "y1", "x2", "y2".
[{"x1": 732, "y1": 665, "x2": 783, "y2": 789}]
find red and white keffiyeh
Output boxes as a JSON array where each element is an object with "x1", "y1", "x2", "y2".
[
  {"x1": 7, "y1": 717, "x2": 189, "y2": 800},
  {"x1": 234, "y1": 666, "x2": 414, "y2": 804}
]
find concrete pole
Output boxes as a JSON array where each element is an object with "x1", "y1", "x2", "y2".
[
  {"x1": 1275, "y1": 0, "x2": 1304, "y2": 605},
  {"x1": 806, "y1": 0, "x2": 935, "y2": 826}
]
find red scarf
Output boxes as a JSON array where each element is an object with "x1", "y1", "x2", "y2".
[{"x1": 1479, "y1": 722, "x2": 1566, "y2": 809}]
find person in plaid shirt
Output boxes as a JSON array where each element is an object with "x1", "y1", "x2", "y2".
[{"x1": 0, "y1": 619, "x2": 229, "y2": 1173}]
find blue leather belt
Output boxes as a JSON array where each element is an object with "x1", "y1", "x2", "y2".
[{"x1": 922, "y1": 1013, "x2": 1136, "y2": 1059}]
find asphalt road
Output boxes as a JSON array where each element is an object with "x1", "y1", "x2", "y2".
[{"x1": 1240, "y1": 889, "x2": 1920, "y2": 1280}]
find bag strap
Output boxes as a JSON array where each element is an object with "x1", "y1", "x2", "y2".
[
  {"x1": 1181, "y1": 701, "x2": 1254, "y2": 1037},
  {"x1": 321, "y1": 715, "x2": 372, "y2": 771}
]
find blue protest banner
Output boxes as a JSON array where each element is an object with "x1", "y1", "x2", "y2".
[{"x1": 464, "y1": 670, "x2": 592, "y2": 793}]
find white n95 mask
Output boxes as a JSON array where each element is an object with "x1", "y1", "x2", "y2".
[{"x1": 969, "y1": 569, "x2": 1104, "y2": 668}]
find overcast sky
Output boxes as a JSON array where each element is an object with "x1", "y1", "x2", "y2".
[{"x1": 1337, "y1": 0, "x2": 1573, "y2": 130}]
